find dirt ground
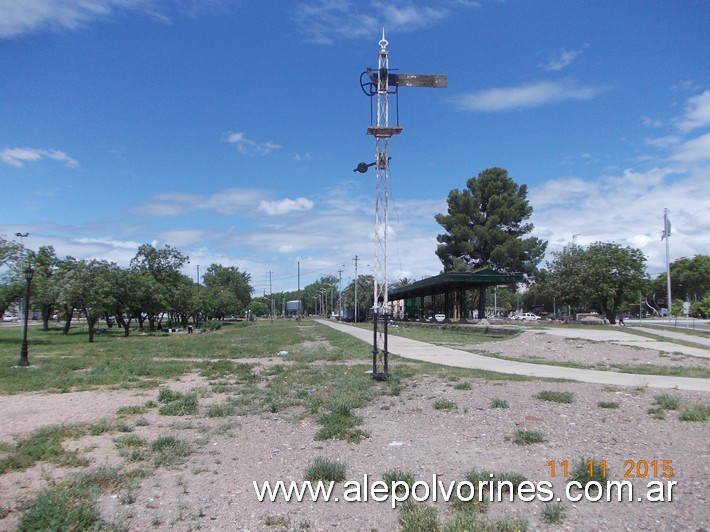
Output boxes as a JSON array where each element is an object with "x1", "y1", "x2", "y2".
[{"x1": 0, "y1": 330, "x2": 708, "y2": 531}]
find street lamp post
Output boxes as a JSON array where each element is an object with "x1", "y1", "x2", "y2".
[{"x1": 17, "y1": 266, "x2": 34, "y2": 367}]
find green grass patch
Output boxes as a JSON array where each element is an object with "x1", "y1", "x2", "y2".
[
  {"x1": 399, "y1": 502, "x2": 439, "y2": 531},
  {"x1": 654, "y1": 394, "x2": 682, "y2": 410},
  {"x1": 304, "y1": 457, "x2": 346, "y2": 483},
  {"x1": 18, "y1": 466, "x2": 146, "y2": 531},
  {"x1": 535, "y1": 390, "x2": 574, "y2": 403},
  {"x1": 315, "y1": 402, "x2": 369, "y2": 443},
  {"x1": 512, "y1": 429, "x2": 546, "y2": 445},
  {"x1": 489, "y1": 398, "x2": 509, "y2": 409},
  {"x1": 571, "y1": 457, "x2": 608, "y2": 496},
  {"x1": 150, "y1": 436, "x2": 192, "y2": 467},
  {"x1": 382, "y1": 470, "x2": 416, "y2": 496},
  {"x1": 158, "y1": 391, "x2": 198, "y2": 416},
  {"x1": 679, "y1": 403, "x2": 709, "y2": 422},
  {"x1": 433, "y1": 399, "x2": 458, "y2": 411},
  {"x1": 0, "y1": 424, "x2": 90, "y2": 473},
  {"x1": 542, "y1": 502, "x2": 566, "y2": 524},
  {"x1": 116, "y1": 404, "x2": 150, "y2": 416},
  {"x1": 597, "y1": 401, "x2": 620, "y2": 409},
  {"x1": 205, "y1": 401, "x2": 237, "y2": 418}
]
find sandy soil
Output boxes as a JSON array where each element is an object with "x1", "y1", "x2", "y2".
[{"x1": 0, "y1": 330, "x2": 708, "y2": 531}]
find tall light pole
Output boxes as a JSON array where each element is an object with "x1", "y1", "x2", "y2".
[
  {"x1": 17, "y1": 266, "x2": 34, "y2": 367},
  {"x1": 14, "y1": 232, "x2": 29, "y2": 339}
]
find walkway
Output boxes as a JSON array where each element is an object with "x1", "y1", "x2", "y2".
[
  {"x1": 543, "y1": 326, "x2": 710, "y2": 359},
  {"x1": 316, "y1": 320, "x2": 710, "y2": 392}
]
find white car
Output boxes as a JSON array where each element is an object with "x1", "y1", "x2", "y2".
[
  {"x1": 515, "y1": 312, "x2": 541, "y2": 321},
  {"x1": 434, "y1": 314, "x2": 446, "y2": 322},
  {"x1": 2, "y1": 315, "x2": 19, "y2": 322}
]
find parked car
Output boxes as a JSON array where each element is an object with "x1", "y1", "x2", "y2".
[
  {"x1": 434, "y1": 314, "x2": 446, "y2": 322},
  {"x1": 514, "y1": 312, "x2": 541, "y2": 321},
  {"x1": 2, "y1": 315, "x2": 19, "y2": 323}
]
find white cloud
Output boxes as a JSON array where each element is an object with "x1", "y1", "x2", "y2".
[
  {"x1": 539, "y1": 47, "x2": 585, "y2": 72},
  {"x1": 258, "y1": 197, "x2": 314, "y2": 215},
  {"x1": 0, "y1": 0, "x2": 227, "y2": 38},
  {"x1": 644, "y1": 135, "x2": 681, "y2": 149},
  {"x1": 670, "y1": 132, "x2": 710, "y2": 163},
  {"x1": 641, "y1": 115, "x2": 663, "y2": 128},
  {"x1": 138, "y1": 188, "x2": 266, "y2": 216},
  {"x1": 676, "y1": 90, "x2": 710, "y2": 132},
  {"x1": 295, "y1": 0, "x2": 472, "y2": 45},
  {"x1": 74, "y1": 236, "x2": 142, "y2": 249},
  {"x1": 0, "y1": 0, "x2": 151, "y2": 38},
  {"x1": 225, "y1": 131, "x2": 282, "y2": 156},
  {"x1": 450, "y1": 81, "x2": 608, "y2": 111},
  {"x1": 0, "y1": 147, "x2": 78, "y2": 168}
]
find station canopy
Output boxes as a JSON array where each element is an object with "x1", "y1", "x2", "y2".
[{"x1": 389, "y1": 268, "x2": 524, "y2": 301}]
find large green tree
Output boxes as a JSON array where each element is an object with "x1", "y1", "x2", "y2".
[
  {"x1": 547, "y1": 242, "x2": 647, "y2": 324},
  {"x1": 130, "y1": 244, "x2": 189, "y2": 330},
  {"x1": 56, "y1": 259, "x2": 116, "y2": 342},
  {"x1": 31, "y1": 246, "x2": 60, "y2": 330},
  {"x1": 435, "y1": 167, "x2": 547, "y2": 279},
  {"x1": 200, "y1": 264, "x2": 253, "y2": 319},
  {"x1": 669, "y1": 255, "x2": 710, "y2": 302}
]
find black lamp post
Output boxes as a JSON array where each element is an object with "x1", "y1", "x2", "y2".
[{"x1": 17, "y1": 266, "x2": 34, "y2": 367}]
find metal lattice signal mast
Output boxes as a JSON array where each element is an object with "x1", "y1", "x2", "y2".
[
  {"x1": 359, "y1": 30, "x2": 446, "y2": 378},
  {"x1": 367, "y1": 32, "x2": 400, "y2": 314}
]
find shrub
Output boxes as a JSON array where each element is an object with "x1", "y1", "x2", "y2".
[
  {"x1": 679, "y1": 404, "x2": 709, "y2": 422},
  {"x1": 571, "y1": 457, "x2": 608, "y2": 496},
  {"x1": 654, "y1": 394, "x2": 681, "y2": 410},
  {"x1": 399, "y1": 502, "x2": 439, "y2": 531},
  {"x1": 382, "y1": 470, "x2": 416, "y2": 496},
  {"x1": 542, "y1": 503, "x2": 566, "y2": 524}
]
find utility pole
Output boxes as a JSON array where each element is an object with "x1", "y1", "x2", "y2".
[
  {"x1": 297, "y1": 262, "x2": 301, "y2": 322},
  {"x1": 358, "y1": 31, "x2": 446, "y2": 380},
  {"x1": 337, "y1": 269, "x2": 343, "y2": 319},
  {"x1": 268, "y1": 270, "x2": 274, "y2": 323},
  {"x1": 353, "y1": 255, "x2": 359, "y2": 323}
]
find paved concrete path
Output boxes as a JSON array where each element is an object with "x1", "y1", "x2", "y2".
[
  {"x1": 541, "y1": 326, "x2": 710, "y2": 359},
  {"x1": 316, "y1": 320, "x2": 710, "y2": 392}
]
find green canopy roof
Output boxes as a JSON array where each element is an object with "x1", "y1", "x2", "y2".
[{"x1": 389, "y1": 269, "x2": 523, "y2": 300}]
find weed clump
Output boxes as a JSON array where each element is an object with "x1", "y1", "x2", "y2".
[{"x1": 304, "y1": 458, "x2": 346, "y2": 483}]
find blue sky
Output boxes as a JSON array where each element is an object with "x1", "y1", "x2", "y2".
[{"x1": 1, "y1": 0, "x2": 709, "y2": 295}]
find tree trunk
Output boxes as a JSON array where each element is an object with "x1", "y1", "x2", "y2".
[{"x1": 62, "y1": 314, "x2": 73, "y2": 334}]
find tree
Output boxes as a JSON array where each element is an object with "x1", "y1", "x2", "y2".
[
  {"x1": 56, "y1": 259, "x2": 116, "y2": 342},
  {"x1": 435, "y1": 167, "x2": 547, "y2": 279},
  {"x1": 669, "y1": 255, "x2": 710, "y2": 302},
  {"x1": 30, "y1": 246, "x2": 60, "y2": 330},
  {"x1": 109, "y1": 267, "x2": 150, "y2": 336},
  {"x1": 547, "y1": 242, "x2": 647, "y2": 324},
  {"x1": 130, "y1": 244, "x2": 189, "y2": 330},
  {"x1": 200, "y1": 264, "x2": 253, "y2": 319}
]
